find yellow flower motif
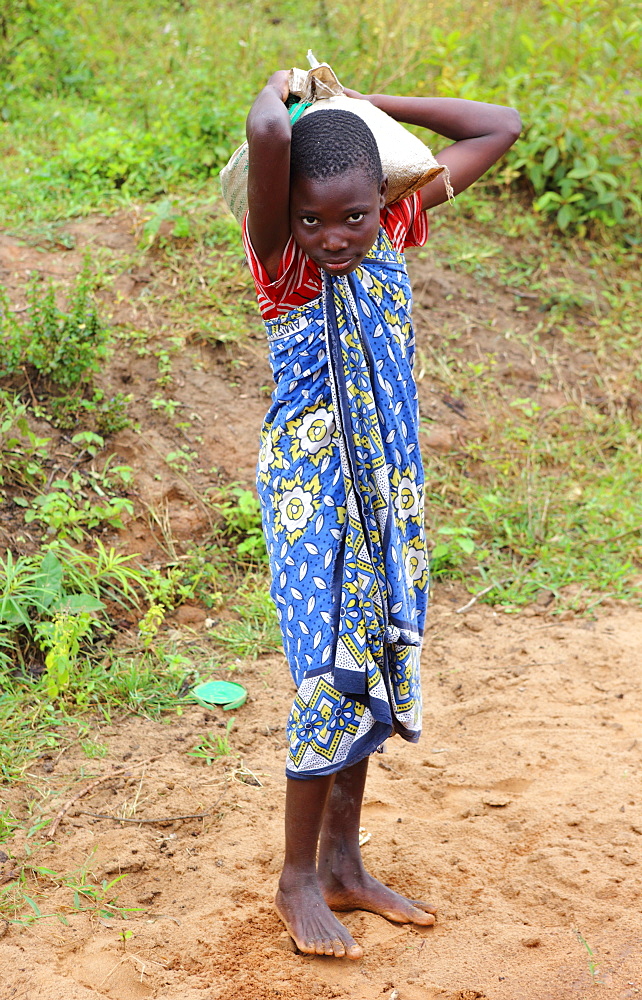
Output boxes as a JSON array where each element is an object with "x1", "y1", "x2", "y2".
[
  {"x1": 258, "y1": 424, "x2": 286, "y2": 484},
  {"x1": 286, "y1": 405, "x2": 338, "y2": 467},
  {"x1": 392, "y1": 286, "x2": 410, "y2": 312},
  {"x1": 390, "y1": 466, "x2": 423, "y2": 525},
  {"x1": 273, "y1": 467, "x2": 322, "y2": 544},
  {"x1": 403, "y1": 540, "x2": 429, "y2": 593}
]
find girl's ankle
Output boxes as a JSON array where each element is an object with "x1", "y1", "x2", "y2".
[{"x1": 278, "y1": 866, "x2": 319, "y2": 893}]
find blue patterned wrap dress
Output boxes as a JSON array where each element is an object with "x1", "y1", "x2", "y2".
[{"x1": 256, "y1": 229, "x2": 428, "y2": 779}]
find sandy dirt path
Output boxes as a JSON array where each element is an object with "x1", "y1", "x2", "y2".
[{"x1": 2, "y1": 596, "x2": 641, "y2": 1000}]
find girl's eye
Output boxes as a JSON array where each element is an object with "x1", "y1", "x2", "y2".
[
  {"x1": 301, "y1": 216, "x2": 318, "y2": 226},
  {"x1": 348, "y1": 212, "x2": 365, "y2": 223}
]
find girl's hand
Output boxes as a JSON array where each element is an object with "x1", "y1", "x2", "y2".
[
  {"x1": 342, "y1": 86, "x2": 368, "y2": 101},
  {"x1": 363, "y1": 94, "x2": 521, "y2": 209},
  {"x1": 267, "y1": 70, "x2": 290, "y2": 103}
]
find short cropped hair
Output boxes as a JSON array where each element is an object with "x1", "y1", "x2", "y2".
[{"x1": 290, "y1": 109, "x2": 383, "y2": 187}]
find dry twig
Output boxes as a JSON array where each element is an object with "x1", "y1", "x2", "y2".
[
  {"x1": 48, "y1": 753, "x2": 167, "y2": 839},
  {"x1": 80, "y1": 811, "x2": 210, "y2": 824},
  {"x1": 455, "y1": 581, "x2": 507, "y2": 613},
  {"x1": 78, "y1": 786, "x2": 229, "y2": 826}
]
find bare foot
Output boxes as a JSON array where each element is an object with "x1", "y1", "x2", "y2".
[
  {"x1": 275, "y1": 877, "x2": 364, "y2": 958},
  {"x1": 321, "y1": 868, "x2": 436, "y2": 926}
]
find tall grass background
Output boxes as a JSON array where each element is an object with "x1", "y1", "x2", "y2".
[{"x1": 1, "y1": 0, "x2": 640, "y2": 236}]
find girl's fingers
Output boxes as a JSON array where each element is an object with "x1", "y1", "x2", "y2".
[
  {"x1": 342, "y1": 87, "x2": 366, "y2": 100},
  {"x1": 268, "y1": 70, "x2": 290, "y2": 102}
]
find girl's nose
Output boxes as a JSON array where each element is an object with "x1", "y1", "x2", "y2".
[{"x1": 321, "y1": 228, "x2": 349, "y2": 252}]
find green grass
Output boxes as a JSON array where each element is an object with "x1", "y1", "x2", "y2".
[
  {"x1": 1, "y1": 0, "x2": 640, "y2": 235},
  {"x1": 417, "y1": 199, "x2": 642, "y2": 606},
  {"x1": 210, "y1": 578, "x2": 282, "y2": 664},
  {"x1": 0, "y1": 651, "x2": 192, "y2": 786}
]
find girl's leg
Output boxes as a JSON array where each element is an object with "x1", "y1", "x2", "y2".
[
  {"x1": 276, "y1": 774, "x2": 364, "y2": 958},
  {"x1": 317, "y1": 756, "x2": 437, "y2": 925}
]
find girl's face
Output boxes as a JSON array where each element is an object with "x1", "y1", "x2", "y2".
[{"x1": 290, "y1": 169, "x2": 388, "y2": 277}]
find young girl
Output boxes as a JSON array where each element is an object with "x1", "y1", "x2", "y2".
[{"x1": 244, "y1": 71, "x2": 520, "y2": 959}]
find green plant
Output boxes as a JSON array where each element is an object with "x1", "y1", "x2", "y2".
[
  {"x1": 508, "y1": 106, "x2": 640, "y2": 234},
  {"x1": 15, "y1": 446, "x2": 134, "y2": 542},
  {"x1": 210, "y1": 580, "x2": 281, "y2": 663},
  {"x1": 0, "y1": 543, "x2": 142, "y2": 672},
  {"x1": 1, "y1": 863, "x2": 142, "y2": 925},
  {"x1": 138, "y1": 603, "x2": 165, "y2": 648},
  {"x1": 575, "y1": 929, "x2": 602, "y2": 984},
  {"x1": 188, "y1": 718, "x2": 236, "y2": 763},
  {"x1": 0, "y1": 808, "x2": 21, "y2": 841},
  {"x1": 141, "y1": 198, "x2": 191, "y2": 248},
  {"x1": 211, "y1": 484, "x2": 267, "y2": 563},
  {"x1": 150, "y1": 395, "x2": 183, "y2": 418},
  {"x1": 139, "y1": 564, "x2": 197, "y2": 611},
  {"x1": 165, "y1": 447, "x2": 197, "y2": 474},
  {"x1": 0, "y1": 391, "x2": 49, "y2": 491},
  {"x1": 63, "y1": 868, "x2": 140, "y2": 919},
  {"x1": 34, "y1": 611, "x2": 95, "y2": 698},
  {"x1": 49, "y1": 538, "x2": 142, "y2": 607},
  {"x1": 24, "y1": 259, "x2": 108, "y2": 388},
  {"x1": 43, "y1": 388, "x2": 132, "y2": 433},
  {"x1": 499, "y1": 3, "x2": 642, "y2": 235},
  {"x1": 429, "y1": 523, "x2": 481, "y2": 578},
  {"x1": 0, "y1": 548, "x2": 102, "y2": 669},
  {"x1": 23, "y1": 483, "x2": 133, "y2": 540},
  {"x1": 80, "y1": 738, "x2": 108, "y2": 758}
]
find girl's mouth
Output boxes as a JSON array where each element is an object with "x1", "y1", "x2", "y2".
[{"x1": 321, "y1": 257, "x2": 355, "y2": 273}]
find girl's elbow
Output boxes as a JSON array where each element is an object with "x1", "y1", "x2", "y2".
[
  {"x1": 504, "y1": 107, "x2": 522, "y2": 142},
  {"x1": 246, "y1": 107, "x2": 291, "y2": 146}
]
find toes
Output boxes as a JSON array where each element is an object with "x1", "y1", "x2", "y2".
[
  {"x1": 399, "y1": 904, "x2": 435, "y2": 925},
  {"x1": 411, "y1": 899, "x2": 438, "y2": 915},
  {"x1": 331, "y1": 937, "x2": 346, "y2": 958},
  {"x1": 345, "y1": 940, "x2": 364, "y2": 960},
  {"x1": 380, "y1": 903, "x2": 435, "y2": 925},
  {"x1": 408, "y1": 901, "x2": 436, "y2": 924}
]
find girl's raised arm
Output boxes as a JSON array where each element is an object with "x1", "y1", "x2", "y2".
[
  {"x1": 344, "y1": 91, "x2": 521, "y2": 210},
  {"x1": 245, "y1": 71, "x2": 293, "y2": 280}
]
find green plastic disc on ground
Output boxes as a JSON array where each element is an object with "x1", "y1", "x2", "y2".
[{"x1": 191, "y1": 680, "x2": 247, "y2": 711}]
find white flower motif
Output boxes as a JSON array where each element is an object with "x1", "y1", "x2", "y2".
[
  {"x1": 394, "y1": 475, "x2": 420, "y2": 520},
  {"x1": 295, "y1": 408, "x2": 335, "y2": 455},
  {"x1": 278, "y1": 486, "x2": 315, "y2": 534},
  {"x1": 258, "y1": 435, "x2": 275, "y2": 475},
  {"x1": 405, "y1": 544, "x2": 427, "y2": 583}
]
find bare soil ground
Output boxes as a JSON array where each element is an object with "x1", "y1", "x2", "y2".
[{"x1": 1, "y1": 210, "x2": 640, "y2": 999}]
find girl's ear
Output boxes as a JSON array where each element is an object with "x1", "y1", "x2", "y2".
[{"x1": 379, "y1": 175, "x2": 389, "y2": 209}]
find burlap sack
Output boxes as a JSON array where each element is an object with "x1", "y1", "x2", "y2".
[{"x1": 220, "y1": 58, "x2": 449, "y2": 224}]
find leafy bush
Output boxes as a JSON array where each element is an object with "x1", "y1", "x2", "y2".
[
  {"x1": 0, "y1": 393, "x2": 49, "y2": 491},
  {"x1": 211, "y1": 484, "x2": 267, "y2": 563},
  {"x1": 1, "y1": 258, "x2": 108, "y2": 387},
  {"x1": 43, "y1": 103, "x2": 237, "y2": 198},
  {"x1": 1, "y1": 0, "x2": 640, "y2": 237},
  {"x1": 497, "y1": 4, "x2": 642, "y2": 235},
  {"x1": 0, "y1": 0, "x2": 90, "y2": 109},
  {"x1": 0, "y1": 542, "x2": 141, "y2": 678}
]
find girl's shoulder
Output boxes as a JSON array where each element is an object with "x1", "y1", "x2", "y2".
[
  {"x1": 380, "y1": 192, "x2": 429, "y2": 252},
  {"x1": 242, "y1": 217, "x2": 321, "y2": 321},
  {"x1": 243, "y1": 192, "x2": 428, "y2": 321}
]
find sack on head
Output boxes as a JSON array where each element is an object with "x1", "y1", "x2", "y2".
[{"x1": 220, "y1": 57, "x2": 450, "y2": 224}]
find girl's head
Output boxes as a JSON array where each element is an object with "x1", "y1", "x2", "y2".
[{"x1": 289, "y1": 110, "x2": 388, "y2": 276}]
